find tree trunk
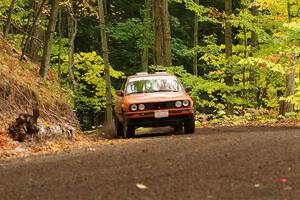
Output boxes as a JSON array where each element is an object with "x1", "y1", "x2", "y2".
[
  {"x1": 103, "y1": 0, "x2": 108, "y2": 16},
  {"x1": 3, "y1": 0, "x2": 17, "y2": 37},
  {"x1": 250, "y1": 4, "x2": 259, "y2": 53},
  {"x1": 225, "y1": 0, "x2": 232, "y2": 60},
  {"x1": 67, "y1": 0, "x2": 77, "y2": 88},
  {"x1": 20, "y1": 0, "x2": 34, "y2": 48},
  {"x1": 20, "y1": 0, "x2": 46, "y2": 61},
  {"x1": 141, "y1": 0, "x2": 152, "y2": 71},
  {"x1": 242, "y1": 26, "x2": 247, "y2": 101},
  {"x1": 97, "y1": 0, "x2": 113, "y2": 122},
  {"x1": 225, "y1": 0, "x2": 233, "y2": 115},
  {"x1": 287, "y1": 0, "x2": 292, "y2": 23},
  {"x1": 152, "y1": 0, "x2": 172, "y2": 66},
  {"x1": 279, "y1": 0, "x2": 296, "y2": 115},
  {"x1": 58, "y1": 6, "x2": 62, "y2": 78},
  {"x1": 28, "y1": 0, "x2": 45, "y2": 60},
  {"x1": 162, "y1": 0, "x2": 172, "y2": 66},
  {"x1": 279, "y1": 58, "x2": 297, "y2": 115},
  {"x1": 39, "y1": 0, "x2": 59, "y2": 78},
  {"x1": 28, "y1": 26, "x2": 44, "y2": 60},
  {"x1": 193, "y1": 0, "x2": 199, "y2": 76},
  {"x1": 249, "y1": 1, "x2": 259, "y2": 107}
]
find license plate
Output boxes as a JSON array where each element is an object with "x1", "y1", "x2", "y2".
[{"x1": 155, "y1": 110, "x2": 169, "y2": 118}]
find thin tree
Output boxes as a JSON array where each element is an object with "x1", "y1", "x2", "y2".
[
  {"x1": 152, "y1": 0, "x2": 172, "y2": 66},
  {"x1": 97, "y1": 0, "x2": 113, "y2": 122},
  {"x1": 67, "y1": 0, "x2": 77, "y2": 88},
  {"x1": 39, "y1": 0, "x2": 59, "y2": 78},
  {"x1": 57, "y1": 6, "x2": 62, "y2": 77},
  {"x1": 20, "y1": 0, "x2": 46, "y2": 61},
  {"x1": 225, "y1": 0, "x2": 234, "y2": 115},
  {"x1": 28, "y1": 0, "x2": 46, "y2": 60},
  {"x1": 250, "y1": 2, "x2": 259, "y2": 52},
  {"x1": 193, "y1": 0, "x2": 199, "y2": 76},
  {"x1": 20, "y1": 0, "x2": 34, "y2": 48},
  {"x1": 249, "y1": 2, "x2": 259, "y2": 82},
  {"x1": 141, "y1": 0, "x2": 152, "y2": 70},
  {"x1": 3, "y1": 0, "x2": 17, "y2": 37},
  {"x1": 279, "y1": 0, "x2": 296, "y2": 115}
]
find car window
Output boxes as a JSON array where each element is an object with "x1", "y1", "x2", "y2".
[
  {"x1": 126, "y1": 76, "x2": 183, "y2": 94},
  {"x1": 120, "y1": 79, "x2": 126, "y2": 91}
]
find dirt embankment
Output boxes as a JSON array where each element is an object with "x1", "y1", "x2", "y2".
[
  {"x1": 0, "y1": 34, "x2": 79, "y2": 131},
  {"x1": 0, "y1": 33, "x2": 83, "y2": 158}
]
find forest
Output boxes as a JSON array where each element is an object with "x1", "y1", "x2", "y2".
[{"x1": 1, "y1": 0, "x2": 300, "y2": 130}]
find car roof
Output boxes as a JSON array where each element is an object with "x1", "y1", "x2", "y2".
[{"x1": 128, "y1": 72, "x2": 175, "y2": 79}]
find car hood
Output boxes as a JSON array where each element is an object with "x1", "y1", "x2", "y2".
[{"x1": 124, "y1": 92, "x2": 190, "y2": 104}]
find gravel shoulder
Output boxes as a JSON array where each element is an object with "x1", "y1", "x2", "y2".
[{"x1": 0, "y1": 126, "x2": 300, "y2": 200}]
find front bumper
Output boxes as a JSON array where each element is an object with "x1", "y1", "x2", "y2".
[
  {"x1": 124, "y1": 108, "x2": 194, "y2": 128},
  {"x1": 125, "y1": 108, "x2": 193, "y2": 118}
]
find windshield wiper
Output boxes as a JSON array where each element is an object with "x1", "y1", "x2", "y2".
[
  {"x1": 128, "y1": 90, "x2": 179, "y2": 94},
  {"x1": 152, "y1": 90, "x2": 179, "y2": 92},
  {"x1": 127, "y1": 91, "x2": 145, "y2": 95},
  {"x1": 127, "y1": 91, "x2": 155, "y2": 95}
]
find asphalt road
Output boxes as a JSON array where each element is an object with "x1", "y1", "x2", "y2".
[{"x1": 0, "y1": 126, "x2": 300, "y2": 200}]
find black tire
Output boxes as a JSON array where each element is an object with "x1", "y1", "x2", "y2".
[
  {"x1": 184, "y1": 117, "x2": 195, "y2": 134},
  {"x1": 123, "y1": 120, "x2": 135, "y2": 138},
  {"x1": 115, "y1": 117, "x2": 124, "y2": 138},
  {"x1": 173, "y1": 125, "x2": 183, "y2": 133}
]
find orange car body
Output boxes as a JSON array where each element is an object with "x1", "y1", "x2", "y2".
[{"x1": 114, "y1": 71, "x2": 195, "y2": 137}]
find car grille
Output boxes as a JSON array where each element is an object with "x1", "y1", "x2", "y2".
[{"x1": 144, "y1": 101, "x2": 176, "y2": 110}]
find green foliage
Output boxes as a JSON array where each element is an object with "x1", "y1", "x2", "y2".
[
  {"x1": 71, "y1": 51, "x2": 124, "y2": 112},
  {"x1": 54, "y1": 50, "x2": 124, "y2": 129},
  {"x1": 0, "y1": 0, "x2": 10, "y2": 27},
  {"x1": 6, "y1": 34, "x2": 23, "y2": 48},
  {"x1": 149, "y1": 65, "x2": 230, "y2": 114},
  {"x1": 108, "y1": 18, "x2": 143, "y2": 43},
  {"x1": 1, "y1": 0, "x2": 37, "y2": 30},
  {"x1": 4, "y1": 0, "x2": 300, "y2": 128},
  {"x1": 173, "y1": 0, "x2": 220, "y2": 24},
  {"x1": 273, "y1": 21, "x2": 300, "y2": 56}
]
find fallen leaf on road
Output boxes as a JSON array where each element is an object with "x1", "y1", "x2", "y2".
[
  {"x1": 30, "y1": 147, "x2": 43, "y2": 153},
  {"x1": 14, "y1": 146, "x2": 26, "y2": 153},
  {"x1": 254, "y1": 184, "x2": 260, "y2": 188},
  {"x1": 284, "y1": 186, "x2": 292, "y2": 190},
  {"x1": 276, "y1": 178, "x2": 288, "y2": 184},
  {"x1": 87, "y1": 147, "x2": 96, "y2": 152},
  {"x1": 136, "y1": 183, "x2": 148, "y2": 190}
]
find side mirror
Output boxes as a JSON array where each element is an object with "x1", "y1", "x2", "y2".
[
  {"x1": 116, "y1": 90, "x2": 124, "y2": 97},
  {"x1": 185, "y1": 86, "x2": 192, "y2": 93}
]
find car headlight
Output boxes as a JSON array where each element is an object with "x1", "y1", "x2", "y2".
[
  {"x1": 183, "y1": 100, "x2": 189, "y2": 107},
  {"x1": 130, "y1": 104, "x2": 138, "y2": 111},
  {"x1": 138, "y1": 104, "x2": 145, "y2": 110},
  {"x1": 175, "y1": 101, "x2": 182, "y2": 108}
]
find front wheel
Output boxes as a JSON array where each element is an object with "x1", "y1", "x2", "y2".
[
  {"x1": 172, "y1": 125, "x2": 183, "y2": 133},
  {"x1": 115, "y1": 117, "x2": 124, "y2": 138},
  {"x1": 184, "y1": 117, "x2": 195, "y2": 134},
  {"x1": 123, "y1": 120, "x2": 135, "y2": 138}
]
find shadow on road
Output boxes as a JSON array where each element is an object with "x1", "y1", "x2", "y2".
[{"x1": 134, "y1": 127, "x2": 185, "y2": 138}]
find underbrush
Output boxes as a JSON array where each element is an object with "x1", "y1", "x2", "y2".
[{"x1": 196, "y1": 110, "x2": 300, "y2": 128}]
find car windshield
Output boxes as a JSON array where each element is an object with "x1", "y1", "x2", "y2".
[{"x1": 126, "y1": 76, "x2": 183, "y2": 95}]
